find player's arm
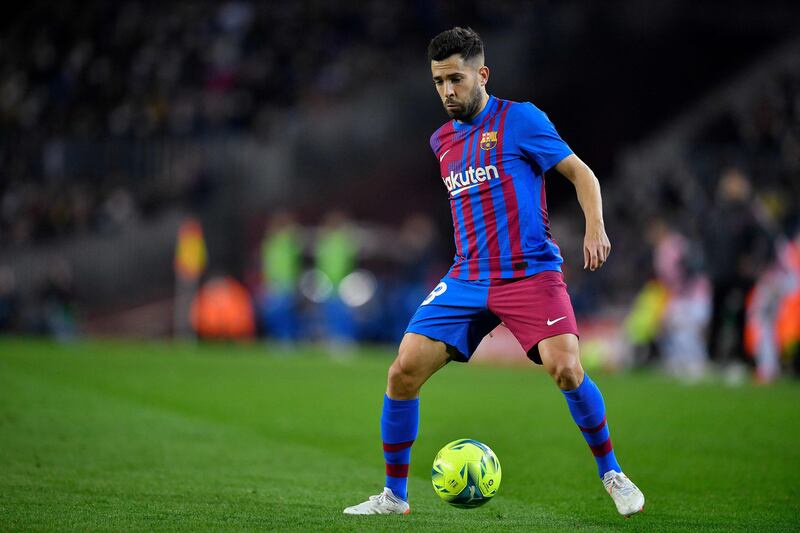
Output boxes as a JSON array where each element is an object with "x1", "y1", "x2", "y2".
[{"x1": 555, "y1": 154, "x2": 611, "y2": 271}]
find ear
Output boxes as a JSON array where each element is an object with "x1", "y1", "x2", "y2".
[{"x1": 478, "y1": 65, "x2": 490, "y2": 87}]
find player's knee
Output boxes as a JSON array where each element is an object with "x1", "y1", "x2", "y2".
[
  {"x1": 548, "y1": 355, "x2": 584, "y2": 391},
  {"x1": 387, "y1": 358, "x2": 422, "y2": 399}
]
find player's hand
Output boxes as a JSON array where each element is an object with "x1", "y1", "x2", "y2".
[{"x1": 584, "y1": 223, "x2": 611, "y2": 271}]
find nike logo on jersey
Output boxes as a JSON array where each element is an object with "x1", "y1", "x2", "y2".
[
  {"x1": 547, "y1": 316, "x2": 567, "y2": 326},
  {"x1": 439, "y1": 149, "x2": 451, "y2": 162}
]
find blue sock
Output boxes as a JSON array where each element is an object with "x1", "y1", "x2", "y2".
[
  {"x1": 562, "y1": 375, "x2": 622, "y2": 477},
  {"x1": 381, "y1": 394, "x2": 419, "y2": 501}
]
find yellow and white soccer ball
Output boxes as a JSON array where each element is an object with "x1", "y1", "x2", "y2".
[{"x1": 431, "y1": 438, "x2": 501, "y2": 508}]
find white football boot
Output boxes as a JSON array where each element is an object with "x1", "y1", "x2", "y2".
[
  {"x1": 602, "y1": 471, "x2": 645, "y2": 517},
  {"x1": 343, "y1": 487, "x2": 410, "y2": 515}
]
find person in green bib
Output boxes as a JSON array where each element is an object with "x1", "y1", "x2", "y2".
[
  {"x1": 316, "y1": 211, "x2": 359, "y2": 346},
  {"x1": 260, "y1": 211, "x2": 303, "y2": 342}
]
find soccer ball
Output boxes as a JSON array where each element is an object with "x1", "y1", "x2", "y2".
[{"x1": 431, "y1": 438, "x2": 502, "y2": 508}]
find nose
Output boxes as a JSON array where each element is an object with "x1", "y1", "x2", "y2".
[{"x1": 443, "y1": 81, "x2": 455, "y2": 98}]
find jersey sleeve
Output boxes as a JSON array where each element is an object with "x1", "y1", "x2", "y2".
[{"x1": 513, "y1": 103, "x2": 573, "y2": 172}]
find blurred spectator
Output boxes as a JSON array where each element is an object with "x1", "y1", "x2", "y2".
[
  {"x1": 745, "y1": 225, "x2": 800, "y2": 381},
  {"x1": 647, "y1": 219, "x2": 711, "y2": 379},
  {"x1": 650, "y1": 219, "x2": 692, "y2": 293},
  {"x1": 702, "y1": 167, "x2": 771, "y2": 364},
  {"x1": 316, "y1": 210, "x2": 358, "y2": 346},
  {"x1": 624, "y1": 279, "x2": 668, "y2": 366},
  {"x1": 774, "y1": 232, "x2": 800, "y2": 374},
  {"x1": 96, "y1": 186, "x2": 139, "y2": 235},
  {"x1": 258, "y1": 211, "x2": 303, "y2": 342},
  {"x1": 173, "y1": 216, "x2": 208, "y2": 338}
]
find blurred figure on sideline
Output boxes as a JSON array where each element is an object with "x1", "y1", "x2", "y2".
[
  {"x1": 315, "y1": 210, "x2": 358, "y2": 347},
  {"x1": 259, "y1": 211, "x2": 303, "y2": 342},
  {"x1": 624, "y1": 279, "x2": 668, "y2": 366},
  {"x1": 173, "y1": 216, "x2": 208, "y2": 339},
  {"x1": 703, "y1": 167, "x2": 770, "y2": 364},
  {"x1": 775, "y1": 229, "x2": 800, "y2": 374},
  {"x1": 745, "y1": 225, "x2": 800, "y2": 381},
  {"x1": 647, "y1": 219, "x2": 711, "y2": 380}
]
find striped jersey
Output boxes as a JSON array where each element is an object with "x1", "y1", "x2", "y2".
[{"x1": 430, "y1": 95, "x2": 573, "y2": 280}]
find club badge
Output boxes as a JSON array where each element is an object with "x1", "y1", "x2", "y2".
[{"x1": 480, "y1": 131, "x2": 498, "y2": 150}]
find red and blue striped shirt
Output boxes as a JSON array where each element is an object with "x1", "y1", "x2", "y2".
[{"x1": 431, "y1": 95, "x2": 573, "y2": 280}]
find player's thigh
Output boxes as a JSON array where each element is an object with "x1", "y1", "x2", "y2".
[
  {"x1": 537, "y1": 333, "x2": 583, "y2": 375},
  {"x1": 392, "y1": 332, "x2": 457, "y2": 381}
]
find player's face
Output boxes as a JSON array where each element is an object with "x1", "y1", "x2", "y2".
[{"x1": 431, "y1": 54, "x2": 489, "y2": 121}]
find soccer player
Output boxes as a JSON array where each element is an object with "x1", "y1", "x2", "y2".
[{"x1": 343, "y1": 27, "x2": 645, "y2": 517}]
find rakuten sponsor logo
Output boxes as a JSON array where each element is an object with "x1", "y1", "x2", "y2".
[{"x1": 442, "y1": 165, "x2": 499, "y2": 196}]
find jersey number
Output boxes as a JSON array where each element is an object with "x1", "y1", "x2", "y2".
[{"x1": 421, "y1": 282, "x2": 447, "y2": 305}]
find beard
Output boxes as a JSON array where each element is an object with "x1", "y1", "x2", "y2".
[{"x1": 444, "y1": 84, "x2": 483, "y2": 121}]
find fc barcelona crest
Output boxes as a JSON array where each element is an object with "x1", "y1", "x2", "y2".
[{"x1": 480, "y1": 131, "x2": 498, "y2": 150}]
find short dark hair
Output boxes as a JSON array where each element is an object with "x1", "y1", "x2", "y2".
[{"x1": 427, "y1": 27, "x2": 484, "y2": 63}]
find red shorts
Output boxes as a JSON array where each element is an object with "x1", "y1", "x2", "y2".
[{"x1": 488, "y1": 271, "x2": 579, "y2": 364}]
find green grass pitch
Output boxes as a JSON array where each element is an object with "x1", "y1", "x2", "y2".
[{"x1": 1, "y1": 338, "x2": 799, "y2": 532}]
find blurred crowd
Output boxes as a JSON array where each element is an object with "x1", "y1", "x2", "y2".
[
  {"x1": 0, "y1": 1, "x2": 413, "y2": 248},
  {"x1": 0, "y1": 179, "x2": 141, "y2": 246},
  {"x1": 623, "y1": 60, "x2": 800, "y2": 382},
  {"x1": 0, "y1": 1, "x2": 441, "y2": 140},
  {"x1": 0, "y1": 259, "x2": 77, "y2": 340},
  {"x1": 0, "y1": 1, "x2": 516, "y2": 249}
]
